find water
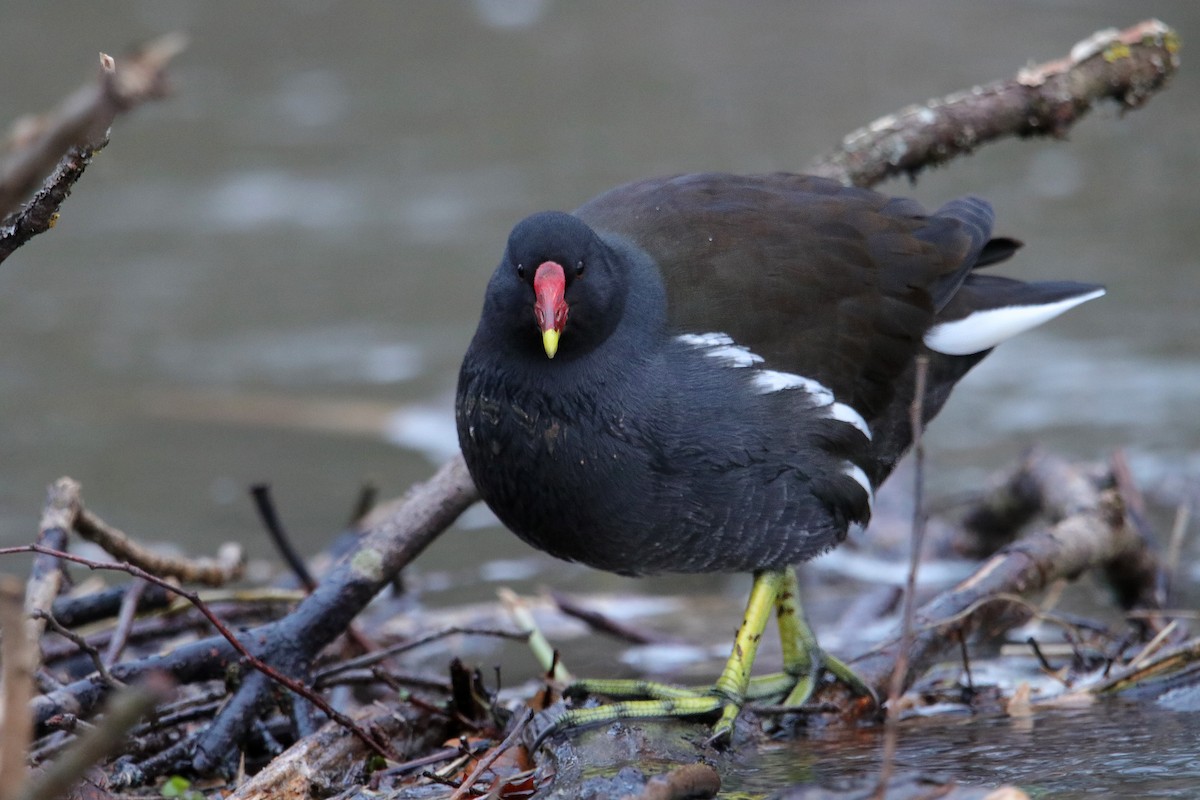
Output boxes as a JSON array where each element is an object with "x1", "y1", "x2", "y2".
[
  {"x1": 1, "y1": 2, "x2": 1198, "y2": 795},
  {"x1": 732, "y1": 703, "x2": 1200, "y2": 798}
]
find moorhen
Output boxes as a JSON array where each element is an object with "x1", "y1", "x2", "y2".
[{"x1": 456, "y1": 172, "x2": 1102, "y2": 741}]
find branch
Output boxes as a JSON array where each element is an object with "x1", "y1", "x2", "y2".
[
  {"x1": 22, "y1": 457, "x2": 478, "y2": 781},
  {"x1": 190, "y1": 455, "x2": 478, "y2": 773},
  {"x1": 14, "y1": 679, "x2": 171, "y2": 800},
  {"x1": 22, "y1": 478, "x2": 244, "y2": 587},
  {"x1": 0, "y1": 33, "x2": 187, "y2": 262},
  {"x1": 852, "y1": 453, "x2": 1160, "y2": 695},
  {"x1": 3, "y1": 544, "x2": 392, "y2": 764},
  {"x1": 75, "y1": 506, "x2": 244, "y2": 587},
  {"x1": 805, "y1": 19, "x2": 1180, "y2": 187}
]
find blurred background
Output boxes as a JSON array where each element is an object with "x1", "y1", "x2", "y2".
[{"x1": 1, "y1": 2, "x2": 1196, "y2": 596}]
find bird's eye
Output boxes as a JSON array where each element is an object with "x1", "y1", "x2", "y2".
[
  {"x1": 575, "y1": 260, "x2": 585, "y2": 278},
  {"x1": 516, "y1": 263, "x2": 526, "y2": 279}
]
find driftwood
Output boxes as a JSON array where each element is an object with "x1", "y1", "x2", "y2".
[{"x1": 0, "y1": 17, "x2": 1187, "y2": 800}]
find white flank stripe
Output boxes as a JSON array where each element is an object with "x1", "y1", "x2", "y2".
[
  {"x1": 843, "y1": 463, "x2": 875, "y2": 512},
  {"x1": 677, "y1": 332, "x2": 763, "y2": 367},
  {"x1": 751, "y1": 372, "x2": 872, "y2": 440},
  {"x1": 830, "y1": 403, "x2": 872, "y2": 440},
  {"x1": 680, "y1": 332, "x2": 873, "y2": 440},
  {"x1": 704, "y1": 345, "x2": 762, "y2": 367},
  {"x1": 924, "y1": 288, "x2": 1105, "y2": 356},
  {"x1": 677, "y1": 332, "x2": 734, "y2": 348},
  {"x1": 751, "y1": 370, "x2": 833, "y2": 403}
]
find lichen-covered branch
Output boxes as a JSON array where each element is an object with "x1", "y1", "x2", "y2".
[{"x1": 806, "y1": 19, "x2": 1180, "y2": 188}]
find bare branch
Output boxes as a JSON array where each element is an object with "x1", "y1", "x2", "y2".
[
  {"x1": 25, "y1": 479, "x2": 79, "y2": 646},
  {"x1": 852, "y1": 453, "x2": 1159, "y2": 695},
  {"x1": 14, "y1": 678, "x2": 172, "y2": 800},
  {"x1": 0, "y1": 33, "x2": 187, "y2": 263},
  {"x1": 0, "y1": 33, "x2": 186, "y2": 216},
  {"x1": 806, "y1": 19, "x2": 1180, "y2": 187},
  {"x1": 75, "y1": 507, "x2": 245, "y2": 588}
]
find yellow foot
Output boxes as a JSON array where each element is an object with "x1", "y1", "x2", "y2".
[
  {"x1": 778, "y1": 650, "x2": 877, "y2": 709},
  {"x1": 533, "y1": 657, "x2": 872, "y2": 749},
  {"x1": 535, "y1": 671, "x2": 814, "y2": 748},
  {"x1": 529, "y1": 567, "x2": 877, "y2": 750},
  {"x1": 532, "y1": 678, "x2": 736, "y2": 747}
]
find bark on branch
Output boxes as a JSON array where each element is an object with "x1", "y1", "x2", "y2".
[
  {"x1": 852, "y1": 452, "x2": 1162, "y2": 696},
  {"x1": 0, "y1": 33, "x2": 186, "y2": 264},
  {"x1": 805, "y1": 19, "x2": 1180, "y2": 186}
]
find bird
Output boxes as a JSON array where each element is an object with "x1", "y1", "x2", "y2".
[{"x1": 455, "y1": 171, "x2": 1103, "y2": 742}]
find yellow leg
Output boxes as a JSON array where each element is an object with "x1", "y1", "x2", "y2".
[
  {"x1": 708, "y1": 569, "x2": 783, "y2": 741},
  {"x1": 532, "y1": 568, "x2": 874, "y2": 750},
  {"x1": 545, "y1": 570, "x2": 786, "y2": 745},
  {"x1": 775, "y1": 566, "x2": 874, "y2": 707}
]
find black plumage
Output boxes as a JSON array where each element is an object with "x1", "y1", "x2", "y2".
[
  {"x1": 458, "y1": 173, "x2": 1100, "y2": 574},
  {"x1": 455, "y1": 172, "x2": 1103, "y2": 738}
]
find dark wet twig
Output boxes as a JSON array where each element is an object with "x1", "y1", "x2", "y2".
[
  {"x1": 358, "y1": 666, "x2": 452, "y2": 695},
  {"x1": 33, "y1": 609, "x2": 123, "y2": 689},
  {"x1": 129, "y1": 691, "x2": 227, "y2": 736},
  {"x1": 957, "y1": 632, "x2": 974, "y2": 693},
  {"x1": 15, "y1": 677, "x2": 172, "y2": 800},
  {"x1": 1026, "y1": 637, "x2": 1060, "y2": 675},
  {"x1": 251, "y1": 484, "x2": 317, "y2": 592},
  {"x1": 40, "y1": 595, "x2": 293, "y2": 666},
  {"x1": 49, "y1": 582, "x2": 174, "y2": 629},
  {"x1": 249, "y1": 484, "x2": 382, "y2": 658},
  {"x1": 348, "y1": 482, "x2": 380, "y2": 527},
  {"x1": 382, "y1": 745, "x2": 473, "y2": 778},
  {"x1": 317, "y1": 625, "x2": 530, "y2": 681},
  {"x1": 1, "y1": 543, "x2": 394, "y2": 763}
]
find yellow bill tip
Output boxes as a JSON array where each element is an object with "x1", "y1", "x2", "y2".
[{"x1": 542, "y1": 329, "x2": 560, "y2": 359}]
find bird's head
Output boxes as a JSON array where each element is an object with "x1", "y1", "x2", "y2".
[{"x1": 501, "y1": 211, "x2": 622, "y2": 359}]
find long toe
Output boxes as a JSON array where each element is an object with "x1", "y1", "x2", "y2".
[
  {"x1": 780, "y1": 649, "x2": 876, "y2": 709},
  {"x1": 536, "y1": 678, "x2": 755, "y2": 748}
]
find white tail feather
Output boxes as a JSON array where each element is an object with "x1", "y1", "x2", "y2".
[{"x1": 924, "y1": 288, "x2": 1105, "y2": 356}]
